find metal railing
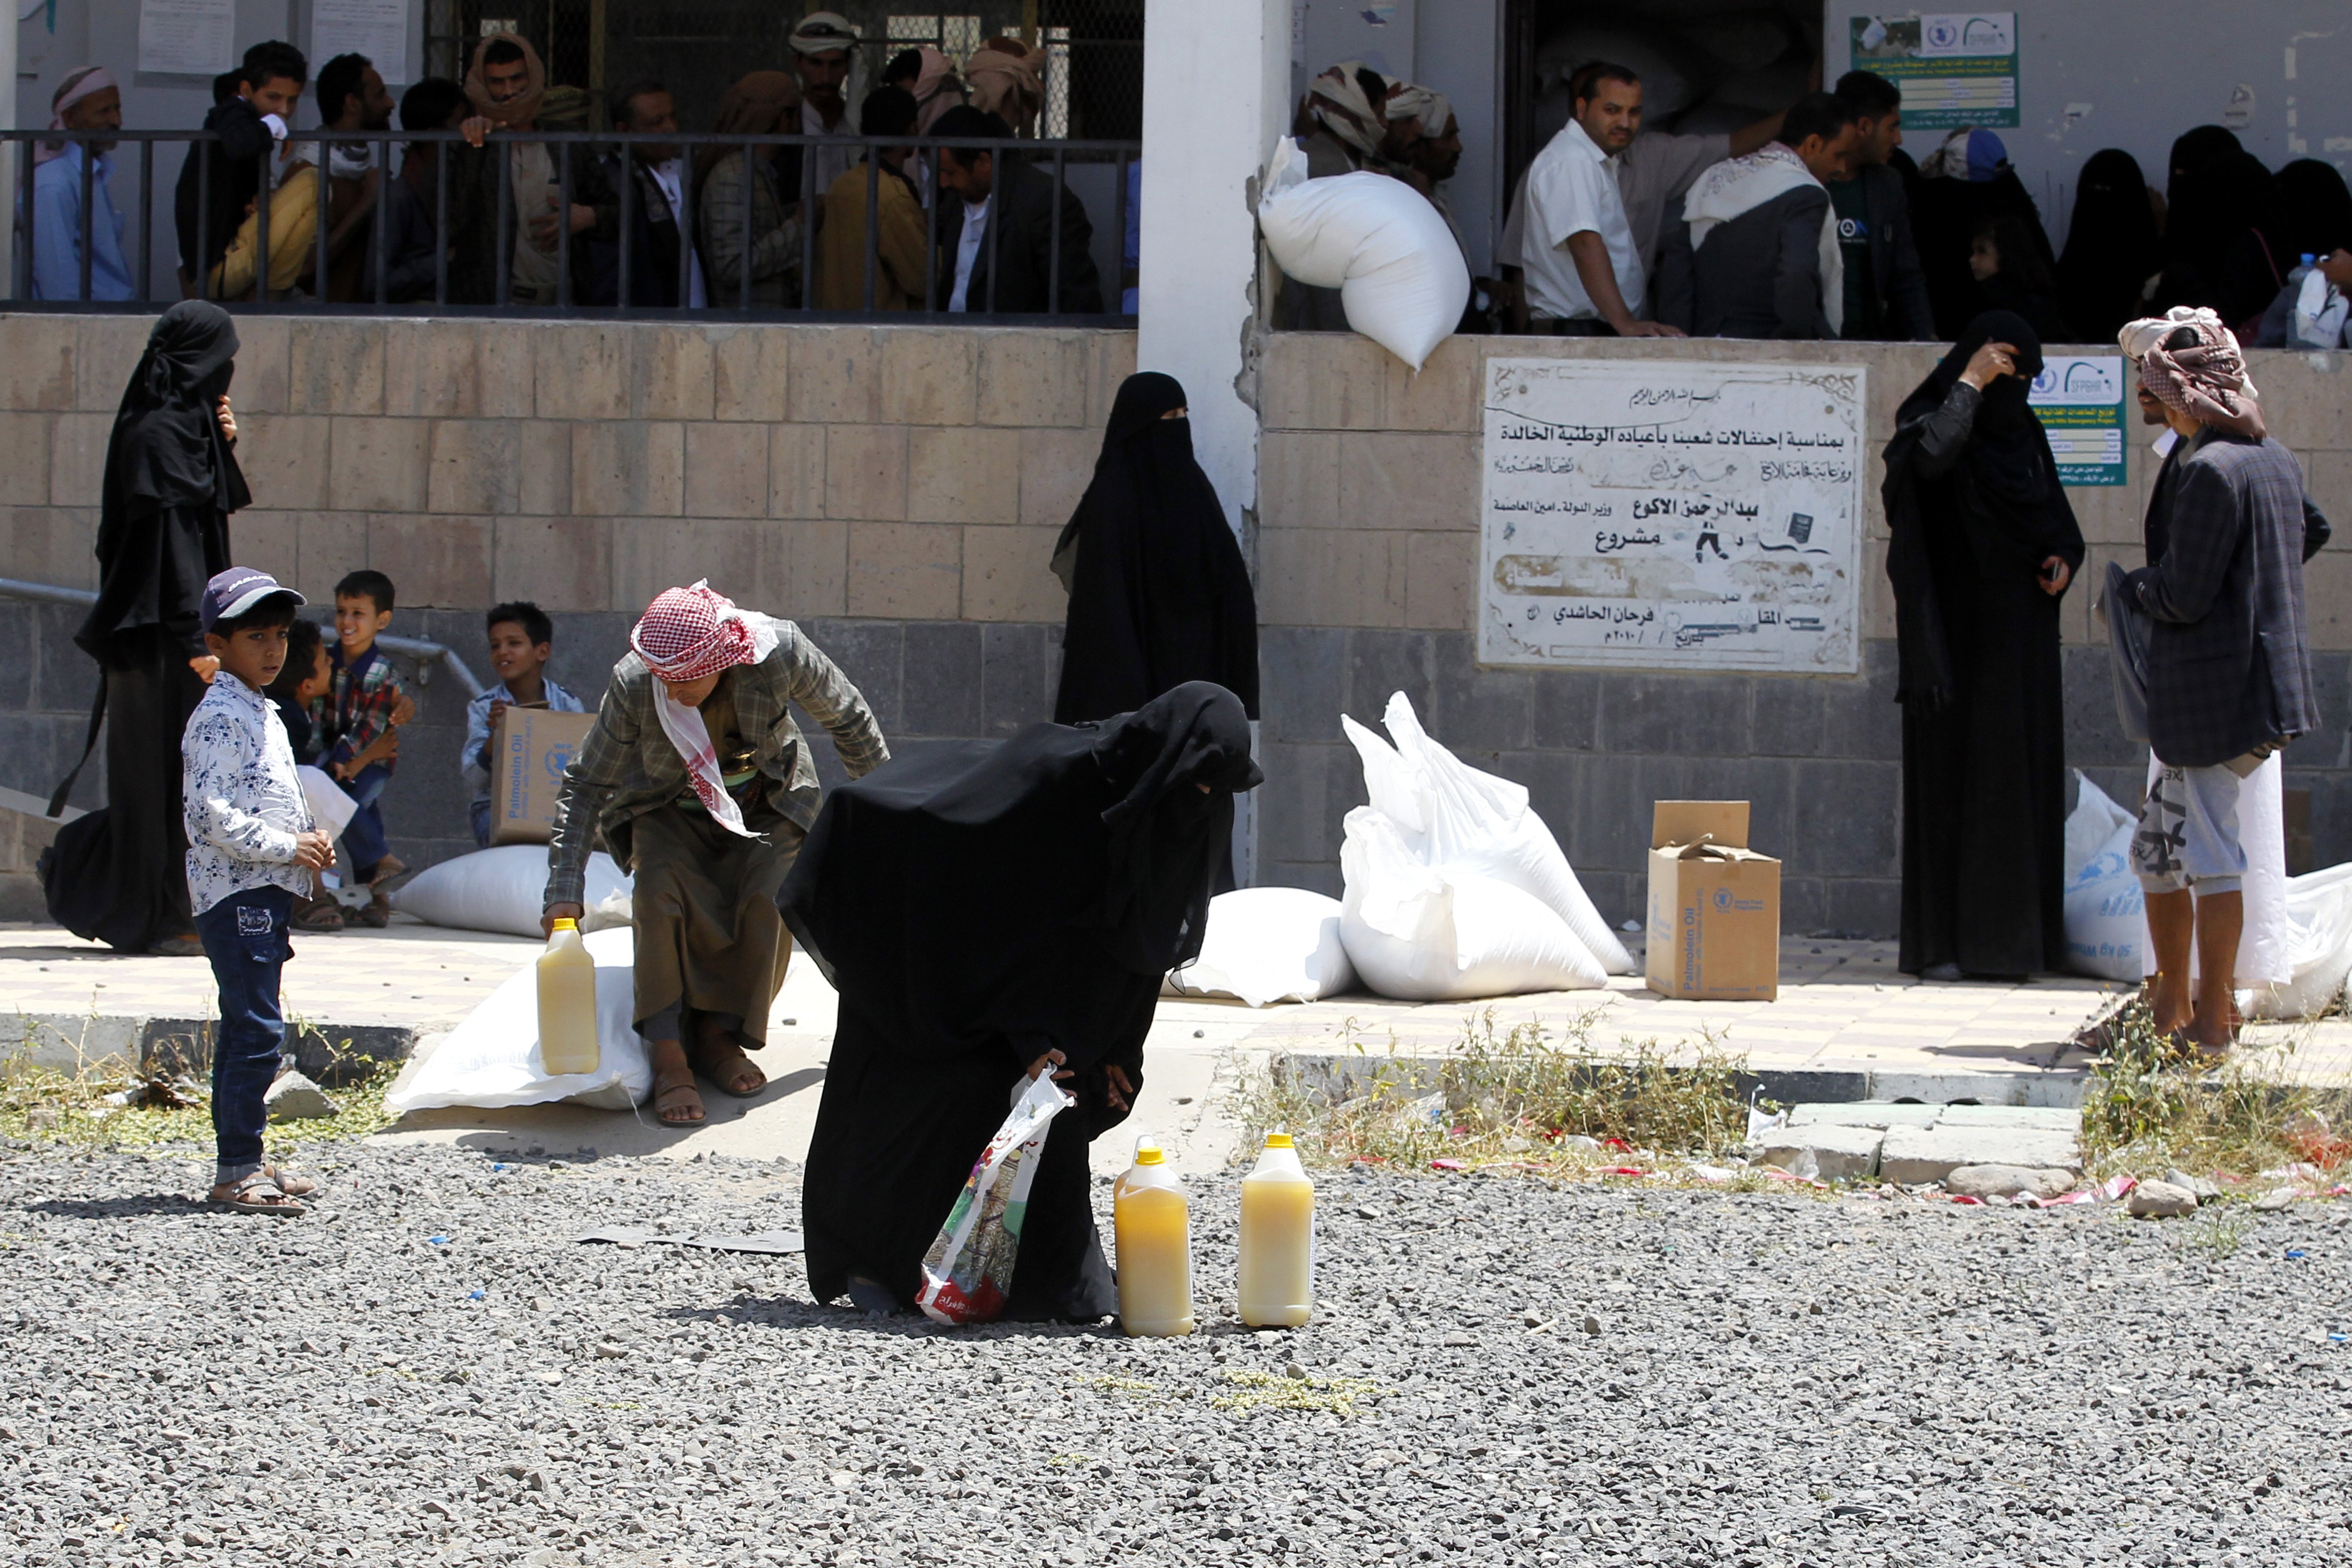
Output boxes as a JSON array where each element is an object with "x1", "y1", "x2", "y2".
[
  {"x1": 0, "y1": 577, "x2": 487, "y2": 699},
  {"x1": 7, "y1": 127, "x2": 1135, "y2": 322}
]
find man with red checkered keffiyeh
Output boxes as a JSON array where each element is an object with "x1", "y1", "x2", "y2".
[{"x1": 543, "y1": 582, "x2": 889, "y2": 1125}]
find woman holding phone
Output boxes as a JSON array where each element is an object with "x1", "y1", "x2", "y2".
[{"x1": 1882, "y1": 312, "x2": 2085, "y2": 980}]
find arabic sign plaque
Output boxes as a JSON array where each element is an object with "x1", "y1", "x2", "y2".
[
  {"x1": 1478, "y1": 359, "x2": 1866, "y2": 675},
  {"x1": 2027, "y1": 354, "x2": 2127, "y2": 487}
]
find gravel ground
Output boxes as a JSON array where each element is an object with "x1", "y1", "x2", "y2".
[{"x1": 3, "y1": 1140, "x2": 2350, "y2": 1568}]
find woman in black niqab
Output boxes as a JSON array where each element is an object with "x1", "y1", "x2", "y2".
[
  {"x1": 784, "y1": 682, "x2": 1262, "y2": 1322},
  {"x1": 2058, "y1": 149, "x2": 2163, "y2": 349},
  {"x1": 43, "y1": 302, "x2": 250, "y2": 956},
  {"x1": 1052, "y1": 373, "x2": 1260, "y2": 728},
  {"x1": 1882, "y1": 311, "x2": 2084, "y2": 980}
]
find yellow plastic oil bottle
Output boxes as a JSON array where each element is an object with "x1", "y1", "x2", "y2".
[
  {"x1": 1113, "y1": 1139, "x2": 1195, "y2": 1336},
  {"x1": 1236, "y1": 1130, "x2": 1315, "y2": 1327},
  {"x1": 536, "y1": 917, "x2": 600, "y2": 1076}
]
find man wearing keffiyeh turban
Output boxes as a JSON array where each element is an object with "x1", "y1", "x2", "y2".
[
  {"x1": 542, "y1": 584, "x2": 890, "y2": 1126},
  {"x1": 2111, "y1": 308, "x2": 2316, "y2": 1056}
]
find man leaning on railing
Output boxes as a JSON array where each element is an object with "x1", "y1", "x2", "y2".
[
  {"x1": 173, "y1": 40, "x2": 307, "y2": 296},
  {"x1": 27, "y1": 66, "x2": 134, "y2": 302}
]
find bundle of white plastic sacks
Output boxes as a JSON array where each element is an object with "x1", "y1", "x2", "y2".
[
  {"x1": 2060, "y1": 768, "x2": 2352, "y2": 1018},
  {"x1": 1338, "y1": 693, "x2": 1633, "y2": 999}
]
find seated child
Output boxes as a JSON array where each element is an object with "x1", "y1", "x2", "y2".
[
  {"x1": 318, "y1": 569, "x2": 407, "y2": 927},
  {"x1": 264, "y1": 617, "x2": 409, "y2": 931},
  {"x1": 462, "y1": 601, "x2": 585, "y2": 849},
  {"x1": 183, "y1": 567, "x2": 336, "y2": 1214}
]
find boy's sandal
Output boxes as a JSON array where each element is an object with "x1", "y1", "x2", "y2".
[
  {"x1": 688, "y1": 1033, "x2": 768, "y2": 1099},
  {"x1": 291, "y1": 902, "x2": 344, "y2": 933},
  {"x1": 151, "y1": 934, "x2": 208, "y2": 958},
  {"x1": 348, "y1": 900, "x2": 392, "y2": 929},
  {"x1": 209, "y1": 1173, "x2": 307, "y2": 1215},
  {"x1": 261, "y1": 1165, "x2": 319, "y2": 1198},
  {"x1": 651, "y1": 1066, "x2": 706, "y2": 1126}
]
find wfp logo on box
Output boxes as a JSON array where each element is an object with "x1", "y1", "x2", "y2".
[
  {"x1": 544, "y1": 742, "x2": 577, "y2": 782},
  {"x1": 1711, "y1": 887, "x2": 1764, "y2": 913}
]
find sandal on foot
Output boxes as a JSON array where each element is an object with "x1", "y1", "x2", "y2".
[
  {"x1": 688, "y1": 1032, "x2": 768, "y2": 1099},
  {"x1": 151, "y1": 934, "x2": 208, "y2": 958},
  {"x1": 209, "y1": 1173, "x2": 306, "y2": 1215},
  {"x1": 261, "y1": 1165, "x2": 318, "y2": 1198},
  {"x1": 291, "y1": 900, "x2": 344, "y2": 933},
  {"x1": 651, "y1": 1065, "x2": 706, "y2": 1126}
]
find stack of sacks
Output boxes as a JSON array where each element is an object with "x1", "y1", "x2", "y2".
[{"x1": 1338, "y1": 693, "x2": 1633, "y2": 1000}]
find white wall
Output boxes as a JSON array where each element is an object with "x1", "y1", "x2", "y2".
[
  {"x1": 1827, "y1": 0, "x2": 2352, "y2": 249},
  {"x1": 1139, "y1": 0, "x2": 1289, "y2": 540}
]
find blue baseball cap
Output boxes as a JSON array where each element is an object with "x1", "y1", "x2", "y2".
[{"x1": 199, "y1": 566, "x2": 305, "y2": 632}]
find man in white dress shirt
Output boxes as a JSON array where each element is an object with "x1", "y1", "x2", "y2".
[{"x1": 1513, "y1": 63, "x2": 1685, "y2": 337}]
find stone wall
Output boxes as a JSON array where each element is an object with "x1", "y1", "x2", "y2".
[
  {"x1": 0, "y1": 315, "x2": 1133, "y2": 874},
  {"x1": 1251, "y1": 332, "x2": 2352, "y2": 934},
  {"x1": 5, "y1": 313, "x2": 2347, "y2": 939}
]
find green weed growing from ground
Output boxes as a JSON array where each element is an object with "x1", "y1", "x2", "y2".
[
  {"x1": 2077, "y1": 993, "x2": 2352, "y2": 1181},
  {"x1": 1234, "y1": 1008, "x2": 1763, "y2": 1179}
]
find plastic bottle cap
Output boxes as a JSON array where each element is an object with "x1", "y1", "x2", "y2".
[
  {"x1": 2306, "y1": 253, "x2": 2319, "y2": 266},
  {"x1": 1133, "y1": 1142, "x2": 1165, "y2": 1166},
  {"x1": 550, "y1": 917, "x2": 578, "y2": 931},
  {"x1": 1263, "y1": 1132, "x2": 1295, "y2": 1149}
]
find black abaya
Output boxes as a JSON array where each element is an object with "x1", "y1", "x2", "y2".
[
  {"x1": 1052, "y1": 373, "x2": 1261, "y2": 725},
  {"x1": 42, "y1": 303, "x2": 246, "y2": 952},
  {"x1": 2057, "y1": 149, "x2": 2163, "y2": 350},
  {"x1": 783, "y1": 683, "x2": 1261, "y2": 1320},
  {"x1": 1883, "y1": 312, "x2": 2085, "y2": 978}
]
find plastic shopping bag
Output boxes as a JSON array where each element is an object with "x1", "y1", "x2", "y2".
[{"x1": 917, "y1": 1071, "x2": 1076, "y2": 1326}]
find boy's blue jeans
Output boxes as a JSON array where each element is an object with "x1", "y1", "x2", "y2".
[
  {"x1": 194, "y1": 885, "x2": 293, "y2": 1187},
  {"x1": 338, "y1": 762, "x2": 392, "y2": 881}
]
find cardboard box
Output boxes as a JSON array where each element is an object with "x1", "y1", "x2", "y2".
[
  {"x1": 1645, "y1": 800, "x2": 1779, "y2": 1002},
  {"x1": 488, "y1": 707, "x2": 598, "y2": 846}
]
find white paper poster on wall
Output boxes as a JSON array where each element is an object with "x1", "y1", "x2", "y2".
[
  {"x1": 1477, "y1": 358, "x2": 1866, "y2": 674},
  {"x1": 313, "y1": 0, "x2": 414, "y2": 88},
  {"x1": 138, "y1": 0, "x2": 235, "y2": 75}
]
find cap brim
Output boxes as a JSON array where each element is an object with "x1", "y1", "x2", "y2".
[{"x1": 217, "y1": 584, "x2": 306, "y2": 621}]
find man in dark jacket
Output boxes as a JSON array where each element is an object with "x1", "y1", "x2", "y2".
[
  {"x1": 368, "y1": 78, "x2": 471, "y2": 302},
  {"x1": 930, "y1": 105, "x2": 1103, "y2": 315},
  {"x1": 576, "y1": 80, "x2": 701, "y2": 307},
  {"x1": 174, "y1": 39, "x2": 308, "y2": 293},
  {"x1": 1654, "y1": 92, "x2": 1854, "y2": 338},
  {"x1": 2122, "y1": 313, "x2": 2314, "y2": 1054},
  {"x1": 1827, "y1": 71, "x2": 1935, "y2": 340}
]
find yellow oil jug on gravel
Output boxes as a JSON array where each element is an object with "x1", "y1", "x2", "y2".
[
  {"x1": 536, "y1": 918, "x2": 600, "y2": 1076},
  {"x1": 1114, "y1": 1139, "x2": 1195, "y2": 1337},
  {"x1": 1237, "y1": 1131, "x2": 1315, "y2": 1327}
]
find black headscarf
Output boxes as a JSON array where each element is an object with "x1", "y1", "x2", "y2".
[
  {"x1": 1051, "y1": 372, "x2": 1262, "y2": 724},
  {"x1": 2058, "y1": 149, "x2": 2162, "y2": 349},
  {"x1": 2276, "y1": 158, "x2": 2352, "y2": 263},
  {"x1": 1882, "y1": 311, "x2": 2085, "y2": 706},
  {"x1": 75, "y1": 302, "x2": 250, "y2": 662},
  {"x1": 2162, "y1": 141, "x2": 2288, "y2": 324}
]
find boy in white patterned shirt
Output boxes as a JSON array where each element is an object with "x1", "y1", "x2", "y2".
[{"x1": 183, "y1": 568, "x2": 336, "y2": 1215}]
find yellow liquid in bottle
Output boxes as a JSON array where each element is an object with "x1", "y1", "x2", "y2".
[
  {"x1": 536, "y1": 925, "x2": 600, "y2": 1076},
  {"x1": 1237, "y1": 1174, "x2": 1314, "y2": 1327},
  {"x1": 1113, "y1": 1183, "x2": 1195, "y2": 1336}
]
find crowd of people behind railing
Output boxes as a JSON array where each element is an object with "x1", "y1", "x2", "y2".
[
  {"x1": 1277, "y1": 55, "x2": 2352, "y2": 349},
  {"x1": 18, "y1": 14, "x2": 1120, "y2": 315}
]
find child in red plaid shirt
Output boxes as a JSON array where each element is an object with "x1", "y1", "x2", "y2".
[{"x1": 318, "y1": 569, "x2": 407, "y2": 925}]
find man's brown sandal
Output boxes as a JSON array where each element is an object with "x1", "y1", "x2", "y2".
[
  {"x1": 688, "y1": 1031, "x2": 768, "y2": 1099},
  {"x1": 208, "y1": 1173, "x2": 306, "y2": 1215},
  {"x1": 649, "y1": 1051, "x2": 706, "y2": 1126}
]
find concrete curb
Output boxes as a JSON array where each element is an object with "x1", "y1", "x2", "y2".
[
  {"x1": 2, "y1": 1011, "x2": 418, "y2": 1089},
  {"x1": 1269, "y1": 1051, "x2": 2092, "y2": 1110}
]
